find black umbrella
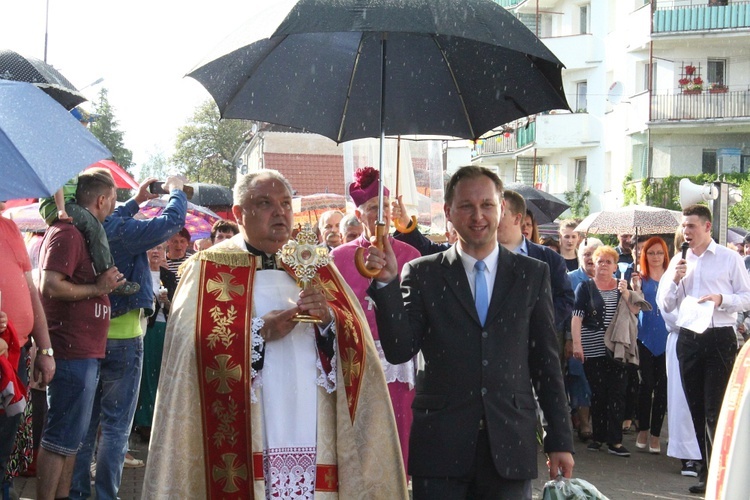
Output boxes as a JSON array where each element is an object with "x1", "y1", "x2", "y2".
[
  {"x1": 189, "y1": 0, "x2": 568, "y2": 274},
  {"x1": 505, "y1": 183, "x2": 570, "y2": 224},
  {"x1": 0, "y1": 49, "x2": 86, "y2": 110},
  {"x1": 189, "y1": 0, "x2": 567, "y2": 143},
  {"x1": 189, "y1": 182, "x2": 233, "y2": 207}
]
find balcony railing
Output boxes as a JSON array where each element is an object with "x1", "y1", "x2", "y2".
[
  {"x1": 493, "y1": 0, "x2": 522, "y2": 7},
  {"x1": 650, "y1": 90, "x2": 750, "y2": 121},
  {"x1": 654, "y1": 1, "x2": 750, "y2": 33},
  {"x1": 472, "y1": 121, "x2": 536, "y2": 157}
]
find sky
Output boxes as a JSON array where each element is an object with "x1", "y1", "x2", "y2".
[{"x1": 1, "y1": 0, "x2": 274, "y2": 174}]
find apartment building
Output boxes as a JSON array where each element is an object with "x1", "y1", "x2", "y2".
[{"x1": 473, "y1": 0, "x2": 750, "y2": 211}]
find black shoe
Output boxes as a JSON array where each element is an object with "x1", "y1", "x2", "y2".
[
  {"x1": 112, "y1": 280, "x2": 140, "y2": 296},
  {"x1": 689, "y1": 481, "x2": 706, "y2": 494},
  {"x1": 681, "y1": 460, "x2": 699, "y2": 477},
  {"x1": 587, "y1": 441, "x2": 602, "y2": 451},
  {"x1": 607, "y1": 444, "x2": 631, "y2": 457}
]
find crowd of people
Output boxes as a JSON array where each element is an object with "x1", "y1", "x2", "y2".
[{"x1": 1, "y1": 163, "x2": 749, "y2": 499}]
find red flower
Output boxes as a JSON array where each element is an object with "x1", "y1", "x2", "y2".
[
  {"x1": 693, "y1": 77, "x2": 703, "y2": 85},
  {"x1": 685, "y1": 65, "x2": 696, "y2": 75},
  {"x1": 678, "y1": 78, "x2": 690, "y2": 86}
]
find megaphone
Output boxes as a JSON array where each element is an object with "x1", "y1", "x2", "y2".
[{"x1": 679, "y1": 178, "x2": 718, "y2": 209}]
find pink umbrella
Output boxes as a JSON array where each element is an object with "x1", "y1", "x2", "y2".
[
  {"x1": 136, "y1": 198, "x2": 222, "y2": 241},
  {"x1": 1, "y1": 202, "x2": 46, "y2": 232}
]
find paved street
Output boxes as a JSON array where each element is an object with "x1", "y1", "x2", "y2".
[{"x1": 12, "y1": 425, "x2": 704, "y2": 500}]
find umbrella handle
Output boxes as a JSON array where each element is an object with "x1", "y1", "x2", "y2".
[
  {"x1": 393, "y1": 215, "x2": 418, "y2": 234},
  {"x1": 355, "y1": 223, "x2": 387, "y2": 278}
]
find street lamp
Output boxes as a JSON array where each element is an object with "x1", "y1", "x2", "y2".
[{"x1": 80, "y1": 77, "x2": 104, "y2": 91}]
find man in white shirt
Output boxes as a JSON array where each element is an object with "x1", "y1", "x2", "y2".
[{"x1": 657, "y1": 204, "x2": 750, "y2": 494}]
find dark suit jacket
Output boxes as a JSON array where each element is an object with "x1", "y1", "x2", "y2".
[
  {"x1": 394, "y1": 226, "x2": 450, "y2": 256},
  {"x1": 525, "y1": 238, "x2": 574, "y2": 331},
  {"x1": 369, "y1": 245, "x2": 573, "y2": 480}
]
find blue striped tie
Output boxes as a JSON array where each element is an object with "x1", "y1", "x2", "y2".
[{"x1": 474, "y1": 260, "x2": 488, "y2": 326}]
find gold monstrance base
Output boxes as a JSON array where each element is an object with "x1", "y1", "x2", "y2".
[{"x1": 278, "y1": 224, "x2": 331, "y2": 324}]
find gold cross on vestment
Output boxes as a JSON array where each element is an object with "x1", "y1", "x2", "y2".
[
  {"x1": 212, "y1": 453, "x2": 248, "y2": 493},
  {"x1": 341, "y1": 347, "x2": 361, "y2": 387},
  {"x1": 205, "y1": 354, "x2": 242, "y2": 394},
  {"x1": 324, "y1": 468, "x2": 336, "y2": 488},
  {"x1": 206, "y1": 272, "x2": 245, "y2": 302}
]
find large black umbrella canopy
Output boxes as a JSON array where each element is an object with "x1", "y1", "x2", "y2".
[
  {"x1": 189, "y1": 182, "x2": 234, "y2": 207},
  {"x1": 0, "y1": 49, "x2": 86, "y2": 110},
  {"x1": 505, "y1": 183, "x2": 570, "y2": 225},
  {"x1": 188, "y1": 0, "x2": 569, "y2": 144}
]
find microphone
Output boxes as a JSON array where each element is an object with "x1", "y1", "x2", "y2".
[{"x1": 681, "y1": 242, "x2": 689, "y2": 260}]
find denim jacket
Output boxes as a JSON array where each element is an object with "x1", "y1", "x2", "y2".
[{"x1": 104, "y1": 190, "x2": 187, "y2": 318}]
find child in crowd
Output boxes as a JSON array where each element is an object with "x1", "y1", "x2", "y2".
[{"x1": 39, "y1": 176, "x2": 139, "y2": 295}]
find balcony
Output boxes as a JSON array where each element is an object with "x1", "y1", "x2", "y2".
[
  {"x1": 471, "y1": 112, "x2": 599, "y2": 158},
  {"x1": 654, "y1": 1, "x2": 750, "y2": 33},
  {"x1": 472, "y1": 121, "x2": 536, "y2": 157},
  {"x1": 650, "y1": 90, "x2": 750, "y2": 121},
  {"x1": 543, "y1": 34, "x2": 599, "y2": 69},
  {"x1": 494, "y1": 0, "x2": 522, "y2": 7}
]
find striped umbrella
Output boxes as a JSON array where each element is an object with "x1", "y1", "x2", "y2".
[{"x1": 292, "y1": 193, "x2": 347, "y2": 226}]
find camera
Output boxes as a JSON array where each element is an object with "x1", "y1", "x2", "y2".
[
  {"x1": 148, "y1": 180, "x2": 194, "y2": 200},
  {"x1": 149, "y1": 181, "x2": 168, "y2": 195}
]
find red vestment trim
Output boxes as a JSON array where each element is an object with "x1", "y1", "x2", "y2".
[
  {"x1": 315, "y1": 464, "x2": 338, "y2": 492},
  {"x1": 252, "y1": 452, "x2": 264, "y2": 481},
  {"x1": 196, "y1": 260, "x2": 255, "y2": 499}
]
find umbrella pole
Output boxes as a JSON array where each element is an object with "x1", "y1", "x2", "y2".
[
  {"x1": 355, "y1": 32, "x2": 388, "y2": 279},
  {"x1": 396, "y1": 135, "x2": 401, "y2": 198},
  {"x1": 377, "y1": 32, "x2": 387, "y2": 227}
]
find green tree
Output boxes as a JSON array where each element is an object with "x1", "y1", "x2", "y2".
[
  {"x1": 172, "y1": 100, "x2": 249, "y2": 187},
  {"x1": 564, "y1": 181, "x2": 590, "y2": 218},
  {"x1": 139, "y1": 150, "x2": 171, "y2": 181},
  {"x1": 90, "y1": 88, "x2": 134, "y2": 171}
]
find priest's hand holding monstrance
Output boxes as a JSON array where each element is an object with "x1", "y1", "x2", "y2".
[{"x1": 279, "y1": 224, "x2": 332, "y2": 323}]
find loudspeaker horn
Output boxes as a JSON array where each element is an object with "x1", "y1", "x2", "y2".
[{"x1": 679, "y1": 178, "x2": 718, "y2": 209}]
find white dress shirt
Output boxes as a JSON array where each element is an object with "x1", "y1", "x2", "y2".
[
  {"x1": 456, "y1": 243, "x2": 500, "y2": 302},
  {"x1": 657, "y1": 240, "x2": 750, "y2": 328}
]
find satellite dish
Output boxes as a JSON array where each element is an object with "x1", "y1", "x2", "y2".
[
  {"x1": 607, "y1": 82, "x2": 624, "y2": 105},
  {"x1": 251, "y1": 123, "x2": 259, "y2": 134}
]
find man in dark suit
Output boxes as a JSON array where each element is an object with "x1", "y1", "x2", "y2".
[
  {"x1": 367, "y1": 166, "x2": 574, "y2": 499},
  {"x1": 498, "y1": 189, "x2": 573, "y2": 333}
]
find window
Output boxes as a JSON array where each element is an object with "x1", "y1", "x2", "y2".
[
  {"x1": 576, "y1": 158, "x2": 587, "y2": 186},
  {"x1": 576, "y1": 81, "x2": 588, "y2": 112},
  {"x1": 707, "y1": 59, "x2": 726, "y2": 86},
  {"x1": 702, "y1": 149, "x2": 717, "y2": 174},
  {"x1": 579, "y1": 4, "x2": 590, "y2": 34}
]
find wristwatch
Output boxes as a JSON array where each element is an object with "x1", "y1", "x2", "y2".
[{"x1": 39, "y1": 347, "x2": 54, "y2": 357}]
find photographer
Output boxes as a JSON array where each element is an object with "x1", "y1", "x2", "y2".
[{"x1": 69, "y1": 176, "x2": 188, "y2": 500}]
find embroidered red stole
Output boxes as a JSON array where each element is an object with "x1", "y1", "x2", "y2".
[
  {"x1": 195, "y1": 256, "x2": 255, "y2": 499},
  {"x1": 280, "y1": 261, "x2": 367, "y2": 423},
  {"x1": 195, "y1": 254, "x2": 368, "y2": 498}
]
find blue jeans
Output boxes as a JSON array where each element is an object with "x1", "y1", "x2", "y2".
[
  {"x1": 70, "y1": 336, "x2": 143, "y2": 500},
  {"x1": 42, "y1": 357, "x2": 100, "y2": 456}
]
